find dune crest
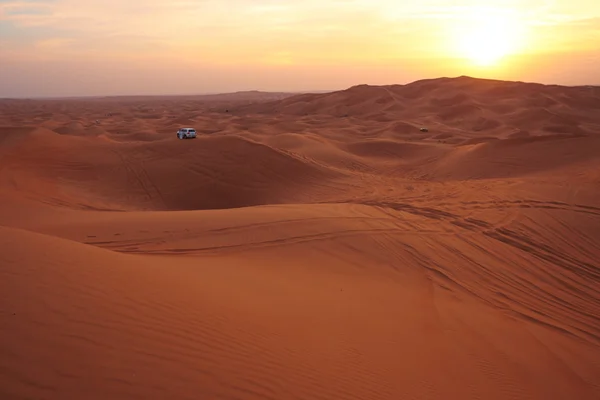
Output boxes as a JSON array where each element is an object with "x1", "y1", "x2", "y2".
[{"x1": 1, "y1": 76, "x2": 599, "y2": 400}]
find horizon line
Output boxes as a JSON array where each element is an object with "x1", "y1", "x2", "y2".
[{"x1": 1, "y1": 76, "x2": 599, "y2": 101}]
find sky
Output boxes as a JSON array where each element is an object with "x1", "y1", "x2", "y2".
[{"x1": 1, "y1": 0, "x2": 599, "y2": 97}]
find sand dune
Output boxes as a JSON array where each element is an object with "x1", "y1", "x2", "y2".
[
  {"x1": 0, "y1": 132, "x2": 345, "y2": 211},
  {"x1": 1, "y1": 76, "x2": 600, "y2": 400}
]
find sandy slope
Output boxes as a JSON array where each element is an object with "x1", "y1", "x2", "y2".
[{"x1": 1, "y1": 77, "x2": 600, "y2": 400}]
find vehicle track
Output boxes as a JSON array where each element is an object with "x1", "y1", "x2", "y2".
[
  {"x1": 358, "y1": 200, "x2": 600, "y2": 280},
  {"x1": 111, "y1": 149, "x2": 166, "y2": 208}
]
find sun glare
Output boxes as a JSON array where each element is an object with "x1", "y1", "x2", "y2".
[{"x1": 455, "y1": 8, "x2": 524, "y2": 67}]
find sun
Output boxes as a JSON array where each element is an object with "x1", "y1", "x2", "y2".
[{"x1": 455, "y1": 8, "x2": 524, "y2": 67}]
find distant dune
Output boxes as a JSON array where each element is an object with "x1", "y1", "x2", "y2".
[{"x1": 1, "y1": 76, "x2": 599, "y2": 400}]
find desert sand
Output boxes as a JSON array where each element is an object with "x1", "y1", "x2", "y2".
[{"x1": 1, "y1": 76, "x2": 599, "y2": 400}]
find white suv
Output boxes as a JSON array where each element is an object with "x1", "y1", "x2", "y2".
[{"x1": 177, "y1": 128, "x2": 197, "y2": 139}]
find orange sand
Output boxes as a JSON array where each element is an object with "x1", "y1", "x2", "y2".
[{"x1": 1, "y1": 77, "x2": 599, "y2": 400}]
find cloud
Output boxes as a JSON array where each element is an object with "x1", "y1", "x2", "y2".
[
  {"x1": 1, "y1": 0, "x2": 599, "y2": 64},
  {"x1": 0, "y1": 0, "x2": 55, "y2": 23},
  {"x1": 0, "y1": 0, "x2": 405, "y2": 63}
]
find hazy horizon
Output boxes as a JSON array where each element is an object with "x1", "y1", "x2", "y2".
[{"x1": 1, "y1": 0, "x2": 600, "y2": 97}]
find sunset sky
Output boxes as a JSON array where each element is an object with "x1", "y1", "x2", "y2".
[{"x1": 1, "y1": 0, "x2": 599, "y2": 97}]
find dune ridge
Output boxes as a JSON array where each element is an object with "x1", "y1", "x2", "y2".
[{"x1": 1, "y1": 76, "x2": 599, "y2": 400}]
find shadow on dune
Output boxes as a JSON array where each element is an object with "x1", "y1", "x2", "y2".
[{"x1": 0, "y1": 132, "x2": 345, "y2": 211}]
